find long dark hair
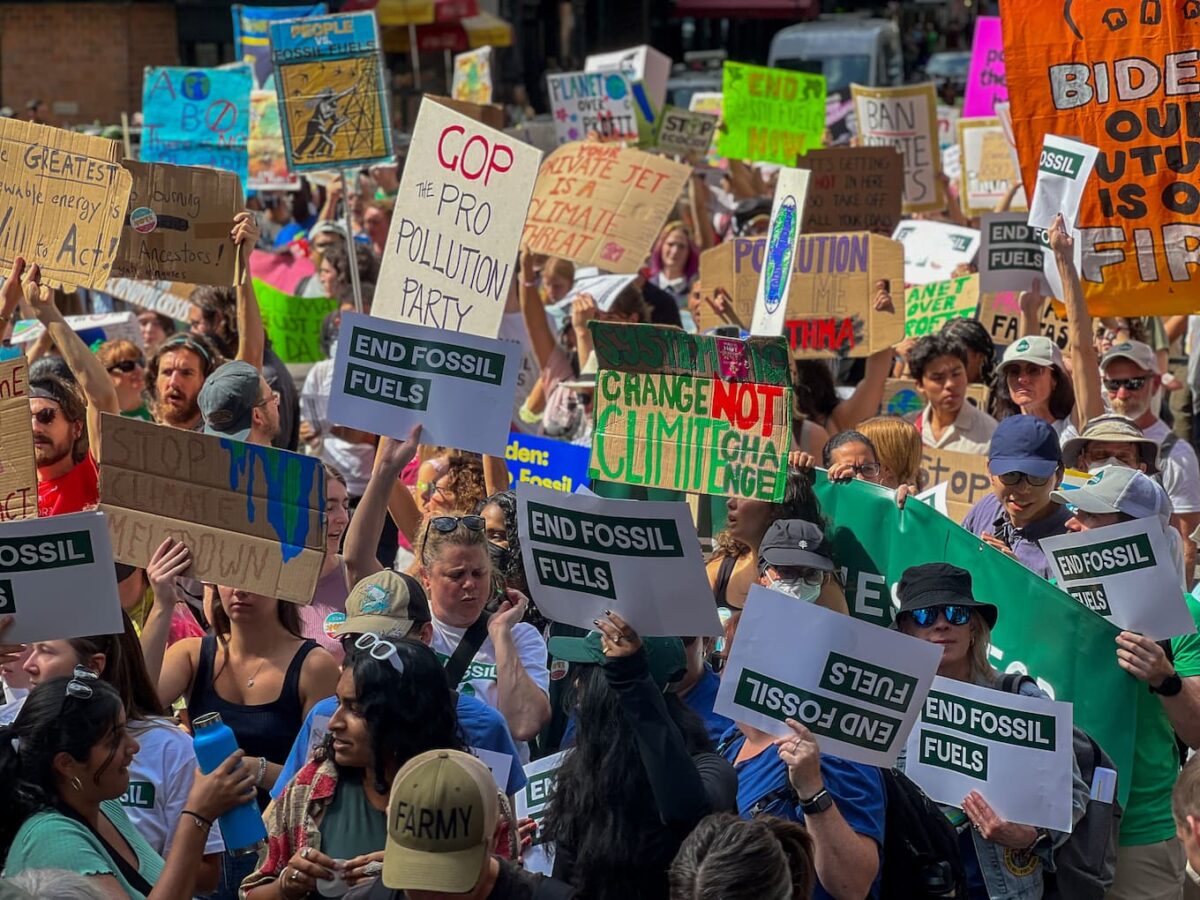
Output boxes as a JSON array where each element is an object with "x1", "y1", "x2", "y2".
[
  {"x1": 542, "y1": 664, "x2": 712, "y2": 900},
  {"x1": 0, "y1": 677, "x2": 125, "y2": 866},
  {"x1": 207, "y1": 586, "x2": 305, "y2": 682},
  {"x1": 327, "y1": 638, "x2": 465, "y2": 793},
  {"x1": 791, "y1": 359, "x2": 839, "y2": 424},
  {"x1": 992, "y1": 363, "x2": 1075, "y2": 422},
  {"x1": 69, "y1": 612, "x2": 163, "y2": 720}
]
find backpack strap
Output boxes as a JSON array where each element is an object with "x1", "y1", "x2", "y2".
[
  {"x1": 715, "y1": 727, "x2": 743, "y2": 758},
  {"x1": 443, "y1": 613, "x2": 491, "y2": 691},
  {"x1": 714, "y1": 554, "x2": 737, "y2": 608},
  {"x1": 999, "y1": 672, "x2": 1037, "y2": 694}
]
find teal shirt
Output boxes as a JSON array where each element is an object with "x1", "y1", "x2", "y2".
[
  {"x1": 3, "y1": 799, "x2": 165, "y2": 898},
  {"x1": 318, "y1": 772, "x2": 387, "y2": 862}
]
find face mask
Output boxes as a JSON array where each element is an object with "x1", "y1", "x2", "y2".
[
  {"x1": 766, "y1": 578, "x2": 821, "y2": 603},
  {"x1": 1089, "y1": 456, "x2": 1130, "y2": 471},
  {"x1": 488, "y1": 541, "x2": 512, "y2": 572}
]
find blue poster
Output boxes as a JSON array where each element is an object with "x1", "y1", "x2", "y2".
[
  {"x1": 506, "y1": 432, "x2": 591, "y2": 494},
  {"x1": 232, "y1": 3, "x2": 328, "y2": 88},
  {"x1": 140, "y1": 65, "x2": 253, "y2": 186}
]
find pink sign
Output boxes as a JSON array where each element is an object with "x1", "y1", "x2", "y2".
[{"x1": 963, "y1": 17, "x2": 1007, "y2": 117}]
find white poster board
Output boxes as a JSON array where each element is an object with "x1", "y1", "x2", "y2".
[
  {"x1": 12, "y1": 311, "x2": 143, "y2": 348},
  {"x1": 1026, "y1": 134, "x2": 1099, "y2": 232},
  {"x1": 904, "y1": 676, "x2": 1075, "y2": 831},
  {"x1": 715, "y1": 585, "x2": 942, "y2": 767},
  {"x1": 515, "y1": 750, "x2": 570, "y2": 876},
  {"x1": 472, "y1": 746, "x2": 512, "y2": 795},
  {"x1": 892, "y1": 220, "x2": 981, "y2": 286},
  {"x1": 546, "y1": 71, "x2": 638, "y2": 145},
  {"x1": 517, "y1": 484, "x2": 721, "y2": 637},
  {"x1": 979, "y1": 213, "x2": 1045, "y2": 295},
  {"x1": 585, "y1": 45, "x2": 672, "y2": 113},
  {"x1": 329, "y1": 312, "x2": 520, "y2": 456},
  {"x1": 750, "y1": 167, "x2": 810, "y2": 336}
]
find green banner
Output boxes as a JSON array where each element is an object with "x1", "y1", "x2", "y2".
[
  {"x1": 253, "y1": 279, "x2": 338, "y2": 363},
  {"x1": 813, "y1": 474, "x2": 1136, "y2": 805}
]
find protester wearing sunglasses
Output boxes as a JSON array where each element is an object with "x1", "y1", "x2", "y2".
[
  {"x1": 96, "y1": 340, "x2": 152, "y2": 421},
  {"x1": 894, "y1": 563, "x2": 1089, "y2": 900},
  {"x1": 962, "y1": 415, "x2": 1072, "y2": 579}
]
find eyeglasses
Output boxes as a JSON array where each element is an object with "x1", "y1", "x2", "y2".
[
  {"x1": 847, "y1": 463, "x2": 881, "y2": 478},
  {"x1": 106, "y1": 359, "x2": 144, "y2": 374},
  {"x1": 1103, "y1": 377, "x2": 1148, "y2": 393},
  {"x1": 353, "y1": 632, "x2": 405, "y2": 675},
  {"x1": 65, "y1": 665, "x2": 100, "y2": 700},
  {"x1": 255, "y1": 390, "x2": 281, "y2": 409},
  {"x1": 903, "y1": 605, "x2": 973, "y2": 628},
  {"x1": 772, "y1": 567, "x2": 826, "y2": 586},
  {"x1": 32, "y1": 407, "x2": 59, "y2": 425},
  {"x1": 997, "y1": 471, "x2": 1052, "y2": 487}
]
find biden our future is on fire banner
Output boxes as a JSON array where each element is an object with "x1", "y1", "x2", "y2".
[{"x1": 588, "y1": 322, "x2": 792, "y2": 502}]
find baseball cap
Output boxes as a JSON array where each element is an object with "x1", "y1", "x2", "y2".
[
  {"x1": 1000, "y1": 335, "x2": 1064, "y2": 372},
  {"x1": 1051, "y1": 465, "x2": 1172, "y2": 528},
  {"x1": 338, "y1": 571, "x2": 431, "y2": 636},
  {"x1": 548, "y1": 631, "x2": 687, "y2": 689},
  {"x1": 987, "y1": 414, "x2": 1062, "y2": 478},
  {"x1": 896, "y1": 563, "x2": 998, "y2": 628},
  {"x1": 757, "y1": 520, "x2": 834, "y2": 573},
  {"x1": 198, "y1": 361, "x2": 261, "y2": 441},
  {"x1": 1100, "y1": 339, "x2": 1159, "y2": 374},
  {"x1": 1061, "y1": 414, "x2": 1159, "y2": 475},
  {"x1": 383, "y1": 749, "x2": 498, "y2": 892}
]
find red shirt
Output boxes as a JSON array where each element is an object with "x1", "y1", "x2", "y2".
[{"x1": 37, "y1": 452, "x2": 99, "y2": 517}]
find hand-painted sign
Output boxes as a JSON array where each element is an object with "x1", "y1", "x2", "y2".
[
  {"x1": 920, "y1": 446, "x2": 992, "y2": 523},
  {"x1": 452, "y1": 46, "x2": 494, "y2": 105},
  {"x1": 963, "y1": 16, "x2": 1007, "y2": 116},
  {"x1": 104, "y1": 279, "x2": 194, "y2": 321},
  {"x1": 255, "y1": 281, "x2": 337, "y2": 363},
  {"x1": 0, "y1": 358, "x2": 35, "y2": 522},
  {"x1": 750, "y1": 168, "x2": 809, "y2": 336},
  {"x1": 795, "y1": 147, "x2": 904, "y2": 237},
  {"x1": 718, "y1": 62, "x2": 826, "y2": 166},
  {"x1": 904, "y1": 275, "x2": 979, "y2": 337},
  {"x1": 546, "y1": 71, "x2": 638, "y2": 145},
  {"x1": 232, "y1": 4, "x2": 327, "y2": 88},
  {"x1": 852, "y1": 83, "x2": 942, "y2": 214},
  {"x1": 958, "y1": 117, "x2": 1017, "y2": 217},
  {"x1": 978, "y1": 290, "x2": 1067, "y2": 348},
  {"x1": 248, "y1": 89, "x2": 300, "y2": 191},
  {"x1": 655, "y1": 106, "x2": 718, "y2": 164},
  {"x1": 892, "y1": 220, "x2": 981, "y2": 286}
]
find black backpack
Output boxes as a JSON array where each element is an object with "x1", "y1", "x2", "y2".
[
  {"x1": 999, "y1": 674, "x2": 1122, "y2": 900},
  {"x1": 879, "y1": 767, "x2": 968, "y2": 899}
]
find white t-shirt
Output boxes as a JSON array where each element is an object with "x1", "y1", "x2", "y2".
[
  {"x1": 122, "y1": 718, "x2": 224, "y2": 858},
  {"x1": 1142, "y1": 419, "x2": 1200, "y2": 514},
  {"x1": 301, "y1": 359, "x2": 374, "y2": 497},
  {"x1": 498, "y1": 312, "x2": 542, "y2": 435}
]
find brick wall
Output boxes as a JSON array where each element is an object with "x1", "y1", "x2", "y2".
[{"x1": 0, "y1": 2, "x2": 180, "y2": 126}]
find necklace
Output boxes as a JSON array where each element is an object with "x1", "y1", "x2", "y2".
[{"x1": 243, "y1": 656, "x2": 268, "y2": 689}]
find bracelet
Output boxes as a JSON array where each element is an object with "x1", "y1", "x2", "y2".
[
  {"x1": 255, "y1": 756, "x2": 268, "y2": 787},
  {"x1": 521, "y1": 280, "x2": 538, "y2": 288},
  {"x1": 182, "y1": 810, "x2": 213, "y2": 830}
]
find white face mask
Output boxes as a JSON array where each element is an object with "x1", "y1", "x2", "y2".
[
  {"x1": 1088, "y1": 456, "x2": 1130, "y2": 471},
  {"x1": 1187, "y1": 861, "x2": 1200, "y2": 886},
  {"x1": 766, "y1": 578, "x2": 822, "y2": 604}
]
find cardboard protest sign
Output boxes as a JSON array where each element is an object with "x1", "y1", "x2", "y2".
[
  {"x1": 104, "y1": 279, "x2": 193, "y2": 321},
  {"x1": 892, "y1": 220, "x2": 981, "y2": 286},
  {"x1": 329, "y1": 312, "x2": 520, "y2": 455},
  {"x1": 588, "y1": 322, "x2": 792, "y2": 501},
  {"x1": 452, "y1": 47, "x2": 494, "y2": 105},
  {"x1": 696, "y1": 234, "x2": 906, "y2": 359},
  {"x1": 248, "y1": 90, "x2": 300, "y2": 191},
  {"x1": 716, "y1": 585, "x2": 942, "y2": 767},
  {"x1": 1041, "y1": 518, "x2": 1196, "y2": 640},
  {"x1": 718, "y1": 62, "x2": 826, "y2": 166},
  {"x1": 523, "y1": 142, "x2": 690, "y2": 275},
  {"x1": 905, "y1": 676, "x2": 1075, "y2": 831},
  {"x1": 920, "y1": 446, "x2": 993, "y2": 523},
  {"x1": 883, "y1": 378, "x2": 988, "y2": 421},
  {"x1": 518, "y1": 484, "x2": 721, "y2": 636},
  {"x1": 979, "y1": 213, "x2": 1045, "y2": 295},
  {"x1": 688, "y1": 92, "x2": 723, "y2": 167},
  {"x1": 852, "y1": 83, "x2": 942, "y2": 213},
  {"x1": 585, "y1": 46, "x2": 672, "y2": 113},
  {"x1": 1027, "y1": 134, "x2": 1099, "y2": 233},
  {"x1": 12, "y1": 312, "x2": 142, "y2": 349},
  {"x1": 99, "y1": 415, "x2": 326, "y2": 603},
  {"x1": 977, "y1": 291, "x2": 1068, "y2": 348},
  {"x1": 373, "y1": 99, "x2": 540, "y2": 337},
  {"x1": 963, "y1": 16, "x2": 1007, "y2": 116},
  {"x1": 0, "y1": 119, "x2": 132, "y2": 290},
  {"x1": 141, "y1": 65, "x2": 252, "y2": 185},
  {"x1": 515, "y1": 750, "x2": 569, "y2": 876},
  {"x1": 655, "y1": 106, "x2": 718, "y2": 164},
  {"x1": 255, "y1": 281, "x2": 338, "y2": 363},
  {"x1": 546, "y1": 72, "x2": 638, "y2": 145},
  {"x1": 794, "y1": 147, "x2": 903, "y2": 237},
  {"x1": 426, "y1": 95, "x2": 507, "y2": 131},
  {"x1": 750, "y1": 168, "x2": 809, "y2": 336},
  {"x1": 904, "y1": 275, "x2": 979, "y2": 338},
  {"x1": 993, "y1": 102, "x2": 1027, "y2": 209},
  {"x1": 0, "y1": 511, "x2": 124, "y2": 643},
  {"x1": 936, "y1": 104, "x2": 960, "y2": 151},
  {"x1": 1002, "y1": 2, "x2": 1200, "y2": 314},
  {"x1": 958, "y1": 118, "x2": 1017, "y2": 217},
  {"x1": 232, "y1": 3, "x2": 328, "y2": 88},
  {"x1": 111, "y1": 161, "x2": 242, "y2": 285},
  {"x1": 0, "y1": 358, "x2": 36, "y2": 522},
  {"x1": 506, "y1": 432, "x2": 590, "y2": 494},
  {"x1": 270, "y1": 11, "x2": 393, "y2": 172}
]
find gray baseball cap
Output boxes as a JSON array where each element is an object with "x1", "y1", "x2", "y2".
[
  {"x1": 757, "y1": 519, "x2": 834, "y2": 573},
  {"x1": 1001, "y1": 335, "x2": 1064, "y2": 372},
  {"x1": 1100, "y1": 339, "x2": 1159, "y2": 375},
  {"x1": 198, "y1": 360, "x2": 260, "y2": 441},
  {"x1": 1051, "y1": 465, "x2": 1172, "y2": 528}
]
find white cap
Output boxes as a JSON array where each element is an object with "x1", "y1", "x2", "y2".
[
  {"x1": 1051, "y1": 465, "x2": 1172, "y2": 528},
  {"x1": 1100, "y1": 340, "x2": 1159, "y2": 375},
  {"x1": 1001, "y1": 335, "x2": 1064, "y2": 372}
]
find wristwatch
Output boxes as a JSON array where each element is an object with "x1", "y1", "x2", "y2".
[
  {"x1": 1151, "y1": 673, "x2": 1183, "y2": 696},
  {"x1": 798, "y1": 788, "x2": 834, "y2": 816}
]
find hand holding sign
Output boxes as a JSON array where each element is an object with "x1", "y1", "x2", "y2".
[
  {"x1": 1114, "y1": 632, "x2": 1175, "y2": 687},
  {"x1": 775, "y1": 719, "x2": 824, "y2": 799},
  {"x1": 592, "y1": 610, "x2": 642, "y2": 659},
  {"x1": 961, "y1": 791, "x2": 1038, "y2": 850}
]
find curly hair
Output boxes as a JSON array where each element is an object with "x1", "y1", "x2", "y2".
[
  {"x1": 430, "y1": 456, "x2": 488, "y2": 518},
  {"x1": 322, "y1": 240, "x2": 380, "y2": 295},
  {"x1": 940, "y1": 318, "x2": 996, "y2": 386},
  {"x1": 907, "y1": 333, "x2": 968, "y2": 383}
]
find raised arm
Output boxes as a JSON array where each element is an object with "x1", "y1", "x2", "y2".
[
  {"x1": 519, "y1": 250, "x2": 557, "y2": 368},
  {"x1": 828, "y1": 281, "x2": 896, "y2": 431},
  {"x1": 483, "y1": 454, "x2": 510, "y2": 497},
  {"x1": 344, "y1": 427, "x2": 421, "y2": 585},
  {"x1": 232, "y1": 212, "x2": 264, "y2": 370},
  {"x1": 1052, "y1": 214, "x2": 1104, "y2": 424}
]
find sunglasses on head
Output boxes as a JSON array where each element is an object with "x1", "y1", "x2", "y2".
[
  {"x1": 427, "y1": 515, "x2": 486, "y2": 534},
  {"x1": 903, "y1": 605, "x2": 973, "y2": 628},
  {"x1": 353, "y1": 632, "x2": 405, "y2": 675},
  {"x1": 106, "y1": 359, "x2": 144, "y2": 374},
  {"x1": 65, "y1": 665, "x2": 100, "y2": 700},
  {"x1": 1103, "y1": 376, "x2": 1148, "y2": 392},
  {"x1": 997, "y1": 471, "x2": 1051, "y2": 487}
]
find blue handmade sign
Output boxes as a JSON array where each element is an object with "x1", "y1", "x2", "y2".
[
  {"x1": 506, "y1": 432, "x2": 591, "y2": 494},
  {"x1": 232, "y1": 3, "x2": 328, "y2": 88}
]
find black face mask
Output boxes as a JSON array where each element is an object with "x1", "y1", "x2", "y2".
[{"x1": 488, "y1": 540, "x2": 512, "y2": 572}]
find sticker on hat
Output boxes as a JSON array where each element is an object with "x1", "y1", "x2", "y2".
[
  {"x1": 130, "y1": 207, "x2": 158, "y2": 234},
  {"x1": 550, "y1": 659, "x2": 569, "y2": 681},
  {"x1": 1015, "y1": 338, "x2": 1030, "y2": 351},
  {"x1": 360, "y1": 584, "x2": 392, "y2": 615},
  {"x1": 324, "y1": 611, "x2": 346, "y2": 639}
]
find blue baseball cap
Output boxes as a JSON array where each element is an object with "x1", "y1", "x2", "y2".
[{"x1": 987, "y1": 415, "x2": 1062, "y2": 478}]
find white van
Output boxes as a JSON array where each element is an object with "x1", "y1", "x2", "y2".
[{"x1": 767, "y1": 17, "x2": 903, "y2": 94}]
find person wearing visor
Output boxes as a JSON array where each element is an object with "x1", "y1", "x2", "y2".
[
  {"x1": 198, "y1": 360, "x2": 282, "y2": 447},
  {"x1": 755, "y1": 520, "x2": 838, "y2": 608},
  {"x1": 1061, "y1": 414, "x2": 1160, "y2": 477}
]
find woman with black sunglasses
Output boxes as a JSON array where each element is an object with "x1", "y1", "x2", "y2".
[{"x1": 95, "y1": 341, "x2": 151, "y2": 421}]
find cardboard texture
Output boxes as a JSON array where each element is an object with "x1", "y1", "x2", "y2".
[
  {"x1": 655, "y1": 106, "x2": 718, "y2": 164},
  {"x1": 905, "y1": 275, "x2": 979, "y2": 338},
  {"x1": 373, "y1": 98, "x2": 541, "y2": 337},
  {"x1": 270, "y1": 11, "x2": 393, "y2": 172},
  {"x1": 920, "y1": 445, "x2": 992, "y2": 523},
  {"x1": 957, "y1": 118, "x2": 1015, "y2": 217},
  {"x1": 852, "y1": 83, "x2": 942, "y2": 213},
  {"x1": 141, "y1": 65, "x2": 252, "y2": 186},
  {"x1": 0, "y1": 119, "x2": 131, "y2": 290},
  {"x1": 523, "y1": 142, "x2": 690, "y2": 276},
  {"x1": 1002, "y1": 0, "x2": 1200, "y2": 314},
  {"x1": 795, "y1": 147, "x2": 904, "y2": 237},
  {"x1": 547, "y1": 72, "x2": 638, "y2": 145},
  {"x1": 452, "y1": 47, "x2": 494, "y2": 105},
  {"x1": 882, "y1": 377, "x2": 989, "y2": 421},
  {"x1": 428, "y1": 95, "x2": 506, "y2": 131},
  {"x1": 104, "y1": 279, "x2": 194, "y2": 321},
  {"x1": 717, "y1": 61, "x2": 826, "y2": 165},
  {"x1": 99, "y1": 414, "x2": 326, "y2": 603},
  {"x1": 0, "y1": 357, "x2": 37, "y2": 521},
  {"x1": 588, "y1": 322, "x2": 793, "y2": 501},
  {"x1": 249, "y1": 89, "x2": 300, "y2": 191},
  {"x1": 112, "y1": 161, "x2": 243, "y2": 285},
  {"x1": 978, "y1": 291, "x2": 1067, "y2": 348},
  {"x1": 688, "y1": 92, "x2": 723, "y2": 167},
  {"x1": 232, "y1": 3, "x2": 328, "y2": 88},
  {"x1": 963, "y1": 16, "x2": 1007, "y2": 116},
  {"x1": 696, "y1": 234, "x2": 906, "y2": 359},
  {"x1": 585, "y1": 46, "x2": 672, "y2": 113}
]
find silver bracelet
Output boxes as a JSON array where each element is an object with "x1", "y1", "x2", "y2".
[{"x1": 255, "y1": 756, "x2": 268, "y2": 787}]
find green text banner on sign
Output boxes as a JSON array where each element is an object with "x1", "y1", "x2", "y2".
[
  {"x1": 588, "y1": 322, "x2": 792, "y2": 502},
  {"x1": 254, "y1": 280, "x2": 338, "y2": 363},
  {"x1": 717, "y1": 61, "x2": 826, "y2": 166},
  {"x1": 813, "y1": 474, "x2": 1136, "y2": 805}
]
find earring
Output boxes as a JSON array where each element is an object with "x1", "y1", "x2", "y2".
[{"x1": 70, "y1": 776, "x2": 82, "y2": 792}]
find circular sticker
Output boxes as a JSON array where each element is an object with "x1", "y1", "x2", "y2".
[
  {"x1": 323, "y1": 611, "x2": 347, "y2": 639},
  {"x1": 550, "y1": 659, "x2": 570, "y2": 682},
  {"x1": 181, "y1": 71, "x2": 211, "y2": 101},
  {"x1": 604, "y1": 74, "x2": 628, "y2": 101},
  {"x1": 130, "y1": 207, "x2": 157, "y2": 234}
]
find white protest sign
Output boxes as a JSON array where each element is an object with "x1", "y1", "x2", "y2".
[
  {"x1": 515, "y1": 750, "x2": 570, "y2": 876},
  {"x1": 0, "y1": 511, "x2": 123, "y2": 643},
  {"x1": 979, "y1": 213, "x2": 1045, "y2": 295},
  {"x1": 993, "y1": 102, "x2": 1028, "y2": 210},
  {"x1": 372, "y1": 98, "x2": 542, "y2": 338},
  {"x1": 715, "y1": 585, "x2": 942, "y2": 767},
  {"x1": 905, "y1": 676, "x2": 1075, "y2": 831},
  {"x1": 553, "y1": 272, "x2": 639, "y2": 314},
  {"x1": 891, "y1": 220, "x2": 981, "y2": 286},
  {"x1": 915, "y1": 482, "x2": 949, "y2": 516},
  {"x1": 104, "y1": 278, "x2": 193, "y2": 321},
  {"x1": 1026, "y1": 134, "x2": 1099, "y2": 231},
  {"x1": 750, "y1": 167, "x2": 810, "y2": 336},
  {"x1": 852, "y1": 83, "x2": 941, "y2": 214},
  {"x1": 472, "y1": 746, "x2": 513, "y2": 794},
  {"x1": 546, "y1": 71, "x2": 638, "y2": 145},
  {"x1": 330, "y1": 312, "x2": 520, "y2": 456},
  {"x1": 517, "y1": 484, "x2": 721, "y2": 637},
  {"x1": 936, "y1": 104, "x2": 960, "y2": 150},
  {"x1": 586, "y1": 45, "x2": 672, "y2": 113},
  {"x1": 11, "y1": 311, "x2": 143, "y2": 348},
  {"x1": 1040, "y1": 518, "x2": 1196, "y2": 640},
  {"x1": 655, "y1": 106, "x2": 719, "y2": 164}
]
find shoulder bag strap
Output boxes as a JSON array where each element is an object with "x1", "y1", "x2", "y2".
[
  {"x1": 443, "y1": 613, "x2": 492, "y2": 691},
  {"x1": 55, "y1": 803, "x2": 156, "y2": 896},
  {"x1": 714, "y1": 554, "x2": 737, "y2": 607}
]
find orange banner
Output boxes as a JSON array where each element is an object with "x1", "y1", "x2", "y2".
[{"x1": 1002, "y1": 2, "x2": 1200, "y2": 315}]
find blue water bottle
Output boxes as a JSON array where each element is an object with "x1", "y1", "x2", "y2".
[{"x1": 192, "y1": 712, "x2": 267, "y2": 856}]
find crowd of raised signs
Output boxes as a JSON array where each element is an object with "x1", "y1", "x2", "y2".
[{"x1": 2, "y1": 4, "x2": 1200, "y2": 900}]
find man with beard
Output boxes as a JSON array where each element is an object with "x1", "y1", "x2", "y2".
[{"x1": 197, "y1": 360, "x2": 281, "y2": 446}]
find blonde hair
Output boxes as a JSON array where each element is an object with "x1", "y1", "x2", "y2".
[
  {"x1": 859, "y1": 416, "x2": 923, "y2": 488},
  {"x1": 95, "y1": 339, "x2": 142, "y2": 368},
  {"x1": 544, "y1": 257, "x2": 575, "y2": 284},
  {"x1": 967, "y1": 614, "x2": 999, "y2": 685}
]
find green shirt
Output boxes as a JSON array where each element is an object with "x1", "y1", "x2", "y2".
[
  {"x1": 2, "y1": 799, "x2": 165, "y2": 898},
  {"x1": 121, "y1": 404, "x2": 154, "y2": 422},
  {"x1": 319, "y1": 772, "x2": 387, "y2": 862},
  {"x1": 1119, "y1": 591, "x2": 1200, "y2": 846}
]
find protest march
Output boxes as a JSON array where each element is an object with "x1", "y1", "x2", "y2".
[{"x1": 4, "y1": 3, "x2": 1200, "y2": 900}]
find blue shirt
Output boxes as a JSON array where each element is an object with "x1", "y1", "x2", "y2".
[
  {"x1": 273, "y1": 693, "x2": 528, "y2": 799},
  {"x1": 681, "y1": 665, "x2": 734, "y2": 746},
  {"x1": 721, "y1": 728, "x2": 886, "y2": 900}
]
